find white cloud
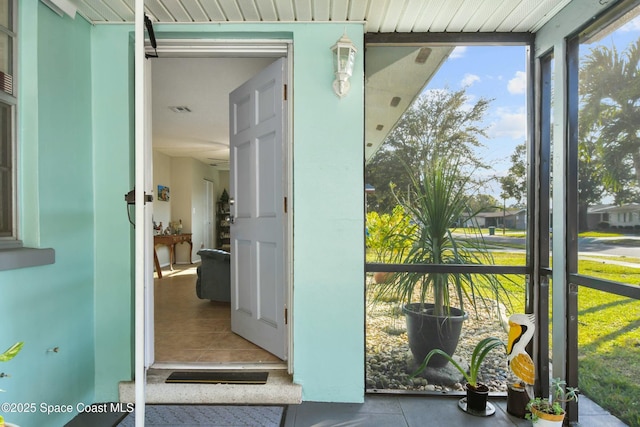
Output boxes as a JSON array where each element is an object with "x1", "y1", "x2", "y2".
[
  {"x1": 488, "y1": 107, "x2": 526, "y2": 140},
  {"x1": 461, "y1": 73, "x2": 480, "y2": 87},
  {"x1": 507, "y1": 71, "x2": 526, "y2": 95},
  {"x1": 449, "y1": 46, "x2": 467, "y2": 59},
  {"x1": 620, "y1": 16, "x2": 640, "y2": 32}
]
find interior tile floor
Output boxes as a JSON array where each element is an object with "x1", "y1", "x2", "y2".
[{"x1": 154, "y1": 263, "x2": 281, "y2": 365}]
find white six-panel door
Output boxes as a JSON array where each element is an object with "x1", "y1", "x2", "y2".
[{"x1": 229, "y1": 58, "x2": 287, "y2": 360}]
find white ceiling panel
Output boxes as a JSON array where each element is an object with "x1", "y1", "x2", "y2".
[
  {"x1": 428, "y1": 0, "x2": 465, "y2": 32},
  {"x1": 293, "y1": 0, "x2": 312, "y2": 21},
  {"x1": 411, "y1": 0, "x2": 445, "y2": 33},
  {"x1": 273, "y1": 0, "x2": 295, "y2": 20},
  {"x1": 237, "y1": 0, "x2": 261, "y2": 20},
  {"x1": 331, "y1": 0, "x2": 349, "y2": 21},
  {"x1": 460, "y1": 0, "x2": 505, "y2": 32},
  {"x1": 379, "y1": 0, "x2": 405, "y2": 33},
  {"x1": 95, "y1": 0, "x2": 134, "y2": 21},
  {"x1": 255, "y1": 0, "x2": 279, "y2": 21},
  {"x1": 395, "y1": 0, "x2": 427, "y2": 32},
  {"x1": 145, "y1": 0, "x2": 175, "y2": 22},
  {"x1": 219, "y1": 0, "x2": 245, "y2": 20},
  {"x1": 73, "y1": 0, "x2": 575, "y2": 34},
  {"x1": 508, "y1": 0, "x2": 572, "y2": 33},
  {"x1": 445, "y1": 0, "x2": 480, "y2": 32},
  {"x1": 162, "y1": 1, "x2": 193, "y2": 22},
  {"x1": 76, "y1": 1, "x2": 106, "y2": 21},
  {"x1": 198, "y1": 0, "x2": 227, "y2": 21},
  {"x1": 181, "y1": 0, "x2": 211, "y2": 22},
  {"x1": 313, "y1": 0, "x2": 331, "y2": 22},
  {"x1": 478, "y1": 0, "x2": 521, "y2": 32},
  {"x1": 347, "y1": 0, "x2": 368, "y2": 21},
  {"x1": 365, "y1": 0, "x2": 389, "y2": 33},
  {"x1": 77, "y1": 0, "x2": 121, "y2": 21}
]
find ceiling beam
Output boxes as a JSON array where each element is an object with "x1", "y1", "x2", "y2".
[{"x1": 365, "y1": 31, "x2": 534, "y2": 46}]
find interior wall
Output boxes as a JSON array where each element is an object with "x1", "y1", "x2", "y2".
[
  {"x1": 0, "y1": 3, "x2": 98, "y2": 426},
  {"x1": 170, "y1": 157, "x2": 195, "y2": 263},
  {"x1": 152, "y1": 150, "x2": 172, "y2": 266},
  {"x1": 152, "y1": 152, "x2": 218, "y2": 265}
]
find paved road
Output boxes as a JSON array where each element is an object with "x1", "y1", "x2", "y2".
[{"x1": 480, "y1": 235, "x2": 640, "y2": 265}]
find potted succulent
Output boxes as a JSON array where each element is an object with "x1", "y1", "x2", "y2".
[
  {"x1": 1, "y1": 342, "x2": 24, "y2": 427},
  {"x1": 526, "y1": 378, "x2": 579, "y2": 426},
  {"x1": 411, "y1": 336, "x2": 505, "y2": 415},
  {"x1": 373, "y1": 157, "x2": 513, "y2": 367}
]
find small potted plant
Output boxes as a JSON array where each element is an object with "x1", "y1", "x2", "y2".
[
  {"x1": 526, "y1": 378, "x2": 578, "y2": 426},
  {"x1": 411, "y1": 336, "x2": 505, "y2": 415},
  {"x1": 1, "y1": 342, "x2": 24, "y2": 427}
]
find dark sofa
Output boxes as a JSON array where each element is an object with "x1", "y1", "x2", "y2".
[{"x1": 196, "y1": 249, "x2": 231, "y2": 302}]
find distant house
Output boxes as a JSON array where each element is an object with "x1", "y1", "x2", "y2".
[
  {"x1": 588, "y1": 203, "x2": 640, "y2": 230},
  {"x1": 462, "y1": 209, "x2": 527, "y2": 229}
]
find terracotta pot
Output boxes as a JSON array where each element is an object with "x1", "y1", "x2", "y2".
[
  {"x1": 530, "y1": 406, "x2": 565, "y2": 427},
  {"x1": 373, "y1": 271, "x2": 394, "y2": 284}
]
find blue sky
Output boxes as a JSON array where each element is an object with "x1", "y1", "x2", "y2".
[
  {"x1": 420, "y1": 15, "x2": 640, "y2": 203},
  {"x1": 424, "y1": 45, "x2": 528, "y2": 201}
]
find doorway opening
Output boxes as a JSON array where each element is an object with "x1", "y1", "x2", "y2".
[{"x1": 147, "y1": 41, "x2": 292, "y2": 371}]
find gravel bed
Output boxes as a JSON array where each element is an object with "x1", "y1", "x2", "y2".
[{"x1": 366, "y1": 288, "x2": 512, "y2": 393}]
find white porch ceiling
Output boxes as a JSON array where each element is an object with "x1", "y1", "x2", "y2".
[
  {"x1": 75, "y1": 0, "x2": 571, "y2": 34},
  {"x1": 67, "y1": 0, "x2": 576, "y2": 168}
]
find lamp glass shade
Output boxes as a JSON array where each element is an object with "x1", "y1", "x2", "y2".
[{"x1": 331, "y1": 33, "x2": 357, "y2": 97}]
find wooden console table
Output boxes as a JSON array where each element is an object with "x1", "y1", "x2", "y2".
[{"x1": 153, "y1": 233, "x2": 192, "y2": 278}]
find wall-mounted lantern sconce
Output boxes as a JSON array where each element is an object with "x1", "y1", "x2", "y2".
[{"x1": 331, "y1": 32, "x2": 357, "y2": 98}]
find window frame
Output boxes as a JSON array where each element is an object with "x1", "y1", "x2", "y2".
[{"x1": 0, "y1": 0, "x2": 18, "y2": 249}]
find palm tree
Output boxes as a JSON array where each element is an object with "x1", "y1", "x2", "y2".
[{"x1": 580, "y1": 39, "x2": 640, "y2": 195}]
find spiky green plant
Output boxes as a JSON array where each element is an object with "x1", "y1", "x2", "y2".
[
  {"x1": 411, "y1": 337, "x2": 506, "y2": 387},
  {"x1": 374, "y1": 156, "x2": 513, "y2": 318}
]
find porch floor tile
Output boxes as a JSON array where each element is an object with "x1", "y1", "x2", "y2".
[{"x1": 65, "y1": 394, "x2": 626, "y2": 426}]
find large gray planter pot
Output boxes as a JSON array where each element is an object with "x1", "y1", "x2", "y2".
[{"x1": 403, "y1": 303, "x2": 468, "y2": 367}]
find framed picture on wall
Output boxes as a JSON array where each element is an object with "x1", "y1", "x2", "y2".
[{"x1": 158, "y1": 185, "x2": 170, "y2": 201}]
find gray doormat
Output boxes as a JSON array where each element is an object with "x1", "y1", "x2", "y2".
[
  {"x1": 117, "y1": 405, "x2": 285, "y2": 427},
  {"x1": 165, "y1": 371, "x2": 269, "y2": 385}
]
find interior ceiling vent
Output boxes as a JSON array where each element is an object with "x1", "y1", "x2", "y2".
[{"x1": 169, "y1": 106, "x2": 192, "y2": 113}]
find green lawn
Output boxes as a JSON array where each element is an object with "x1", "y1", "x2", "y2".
[{"x1": 576, "y1": 260, "x2": 640, "y2": 427}]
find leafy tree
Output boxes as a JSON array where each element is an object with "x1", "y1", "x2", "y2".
[
  {"x1": 366, "y1": 205, "x2": 416, "y2": 262},
  {"x1": 499, "y1": 142, "x2": 527, "y2": 207},
  {"x1": 579, "y1": 40, "x2": 640, "y2": 201},
  {"x1": 366, "y1": 88, "x2": 493, "y2": 213},
  {"x1": 577, "y1": 133, "x2": 606, "y2": 230},
  {"x1": 465, "y1": 194, "x2": 500, "y2": 213}
]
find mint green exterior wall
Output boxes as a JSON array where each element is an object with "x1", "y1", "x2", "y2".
[
  {"x1": 141, "y1": 22, "x2": 366, "y2": 402},
  {"x1": 91, "y1": 26, "x2": 135, "y2": 402},
  {"x1": 0, "y1": 3, "x2": 97, "y2": 426},
  {"x1": 2, "y1": 15, "x2": 364, "y2": 424}
]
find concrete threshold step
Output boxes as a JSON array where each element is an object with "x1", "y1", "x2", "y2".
[{"x1": 119, "y1": 369, "x2": 302, "y2": 405}]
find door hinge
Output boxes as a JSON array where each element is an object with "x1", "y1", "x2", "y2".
[
  {"x1": 284, "y1": 196, "x2": 288, "y2": 213},
  {"x1": 284, "y1": 307, "x2": 288, "y2": 325},
  {"x1": 283, "y1": 84, "x2": 287, "y2": 101}
]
